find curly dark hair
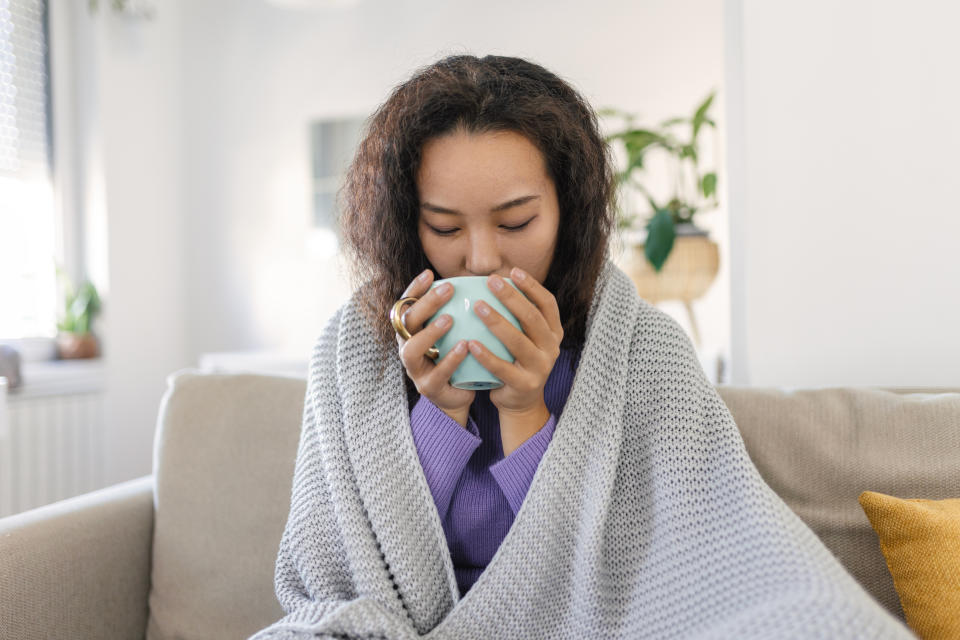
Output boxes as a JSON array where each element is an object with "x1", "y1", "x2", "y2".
[{"x1": 338, "y1": 54, "x2": 617, "y2": 386}]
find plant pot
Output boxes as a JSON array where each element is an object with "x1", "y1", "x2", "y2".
[
  {"x1": 673, "y1": 222, "x2": 709, "y2": 237},
  {"x1": 56, "y1": 332, "x2": 100, "y2": 359},
  {"x1": 620, "y1": 235, "x2": 720, "y2": 304}
]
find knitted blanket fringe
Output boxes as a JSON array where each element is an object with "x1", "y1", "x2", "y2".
[{"x1": 249, "y1": 260, "x2": 911, "y2": 639}]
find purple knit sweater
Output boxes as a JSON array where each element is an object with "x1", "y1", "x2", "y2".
[{"x1": 409, "y1": 347, "x2": 580, "y2": 596}]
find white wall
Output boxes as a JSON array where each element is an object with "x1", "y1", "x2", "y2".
[
  {"x1": 56, "y1": 0, "x2": 960, "y2": 491},
  {"x1": 726, "y1": 0, "x2": 960, "y2": 386},
  {"x1": 70, "y1": 0, "x2": 727, "y2": 485},
  {"x1": 178, "y1": 0, "x2": 729, "y2": 371},
  {"x1": 57, "y1": 0, "x2": 188, "y2": 486}
]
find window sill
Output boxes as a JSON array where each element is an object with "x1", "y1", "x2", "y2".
[
  {"x1": 5, "y1": 358, "x2": 105, "y2": 399},
  {"x1": 0, "y1": 336, "x2": 59, "y2": 362}
]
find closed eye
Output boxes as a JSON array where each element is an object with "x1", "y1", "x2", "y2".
[
  {"x1": 427, "y1": 218, "x2": 534, "y2": 237},
  {"x1": 502, "y1": 219, "x2": 532, "y2": 231}
]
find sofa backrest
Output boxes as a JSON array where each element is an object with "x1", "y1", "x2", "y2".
[
  {"x1": 717, "y1": 386, "x2": 960, "y2": 621},
  {"x1": 148, "y1": 370, "x2": 306, "y2": 640},
  {"x1": 148, "y1": 371, "x2": 960, "y2": 637}
]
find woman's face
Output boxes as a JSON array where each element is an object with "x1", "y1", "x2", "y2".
[{"x1": 416, "y1": 129, "x2": 560, "y2": 283}]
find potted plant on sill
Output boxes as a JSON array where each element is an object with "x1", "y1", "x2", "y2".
[
  {"x1": 54, "y1": 265, "x2": 103, "y2": 360},
  {"x1": 602, "y1": 91, "x2": 721, "y2": 346}
]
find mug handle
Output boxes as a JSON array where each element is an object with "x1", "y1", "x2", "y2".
[{"x1": 390, "y1": 297, "x2": 440, "y2": 360}]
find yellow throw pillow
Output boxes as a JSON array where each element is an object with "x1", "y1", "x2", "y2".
[{"x1": 859, "y1": 490, "x2": 960, "y2": 640}]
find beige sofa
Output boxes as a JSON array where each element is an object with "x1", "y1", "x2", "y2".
[{"x1": 1, "y1": 369, "x2": 958, "y2": 640}]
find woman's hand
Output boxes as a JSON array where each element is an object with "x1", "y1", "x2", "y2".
[
  {"x1": 395, "y1": 269, "x2": 475, "y2": 426},
  {"x1": 468, "y1": 267, "x2": 564, "y2": 417}
]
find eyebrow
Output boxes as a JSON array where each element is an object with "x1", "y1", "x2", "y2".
[{"x1": 420, "y1": 194, "x2": 540, "y2": 215}]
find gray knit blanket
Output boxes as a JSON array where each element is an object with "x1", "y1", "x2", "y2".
[{"x1": 249, "y1": 260, "x2": 911, "y2": 639}]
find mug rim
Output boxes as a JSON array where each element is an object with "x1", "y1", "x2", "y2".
[{"x1": 431, "y1": 275, "x2": 515, "y2": 285}]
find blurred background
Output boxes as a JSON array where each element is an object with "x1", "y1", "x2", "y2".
[{"x1": 0, "y1": 0, "x2": 957, "y2": 516}]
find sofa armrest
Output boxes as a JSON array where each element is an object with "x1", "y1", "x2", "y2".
[{"x1": 0, "y1": 474, "x2": 155, "y2": 640}]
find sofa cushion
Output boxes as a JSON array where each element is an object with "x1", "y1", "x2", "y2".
[
  {"x1": 717, "y1": 386, "x2": 960, "y2": 622},
  {"x1": 859, "y1": 490, "x2": 960, "y2": 640},
  {"x1": 147, "y1": 370, "x2": 306, "y2": 640}
]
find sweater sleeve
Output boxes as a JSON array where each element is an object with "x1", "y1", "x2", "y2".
[
  {"x1": 409, "y1": 395, "x2": 482, "y2": 521},
  {"x1": 489, "y1": 412, "x2": 557, "y2": 516}
]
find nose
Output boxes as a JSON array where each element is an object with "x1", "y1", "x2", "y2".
[{"x1": 465, "y1": 229, "x2": 502, "y2": 276}]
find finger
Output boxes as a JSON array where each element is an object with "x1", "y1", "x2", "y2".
[
  {"x1": 402, "y1": 280, "x2": 455, "y2": 334},
  {"x1": 401, "y1": 268, "x2": 434, "y2": 298},
  {"x1": 508, "y1": 267, "x2": 563, "y2": 338},
  {"x1": 466, "y1": 339, "x2": 527, "y2": 390},
  {"x1": 473, "y1": 299, "x2": 541, "y2": 366},
  {"x1": 485, "y1": 274, "x2": 555, "y2": 351},
  {"x1": 399, "y1": 313, "x2": 453, "y2": 378},
  {"x1": 396, "y1": 269, "x2": 434, "y2": 337},
  {"x1": 421, "y1": 339, "x2": 470, "y2": 393}
]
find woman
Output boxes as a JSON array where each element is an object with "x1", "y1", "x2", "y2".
[{"x1": 250, "y1": 55, "x2": 910, "y2": 639}]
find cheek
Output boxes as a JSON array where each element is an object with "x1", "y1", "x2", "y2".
[
  {"x1": 528, "y1": 224, "x2": 558, "y2": 255},
  {"x1": 417, "y1": 227, "x2": 436, "y2": 254},
  {"x1": 528, "y1": 225, "x2": 560, "y2": 277},
  {"x1": 509, "y1": 231, "x2": 555, "y2": 276},
  {"x1": 419, "y1": 231, "x2": 453, "y2": 269}
]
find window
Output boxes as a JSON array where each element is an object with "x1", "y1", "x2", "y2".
[
  {"x1": 310, "y1": 117, "x2": 363, "y2": 230},
  {"x1": 0, "y1": 0, "x2": 56, "y2": 340}
]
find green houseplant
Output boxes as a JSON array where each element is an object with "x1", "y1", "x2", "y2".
[
  {"x1": 602, "y1": 90, "x2": 719, "y2": 271},
  {"x1": 602, "y1": 92, "x2": 720, "y2": 347},
  {"x1": 54, "y1": 264, "x2": 103, "y2": 359}
]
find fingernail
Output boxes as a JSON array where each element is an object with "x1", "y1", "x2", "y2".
[
  {"x1": 512, "y1": 267, "x2": 526, "y2": 281},
  {"x1": 435, "y1": 315, "x2": 450, "y2": 328},
  {"x1": 475, "y1": 301, "x2": 490, "y2": 316},
  {"x1": 469, "y1": 341, "x2": 482, "y2": 354},
  {"x1": 489, "y1": 275, "x2": 504, "y2": 291},
  {"x1": 417, "y1": 270, "x2": 430, "y2": 282},
  {"x1": 437, "y1": 283, "x2": 452, "y2": 296},
  {"x1": 455, "y1": 340, "x2": 466, "y2": 354}
]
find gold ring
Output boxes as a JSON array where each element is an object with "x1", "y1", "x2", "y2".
[{"x1": 390, "y1": 297, "x2": 439, "y2": 360}]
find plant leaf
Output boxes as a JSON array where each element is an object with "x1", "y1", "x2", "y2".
[
  {"x1": 68, "y1": 294, "x2": 86, "y2": 321},
  {"x1": 692, "y1": 91, "x2": 716, "y2": 139},
  {"x1": 644, "y1": 209, "x2": 676, "y2": 272},
  {"x1": 701, "y1": 172, "x2": 717, "y2": 199},
  {"x1": 659, "y1": 116, "x2": 687, "y2": 128},
  {"x1": 622, "y1": 128, "x2": 666, "y2": 153},
  {"x1": 623, "y1": 149, "x2": 647, "y2": 176},
  {"x1": 617, "y1": 128, "x2": 667, "y2": 179},
  {"x1": 80, "y1": 282, "x2": 102, "y2": 315}
]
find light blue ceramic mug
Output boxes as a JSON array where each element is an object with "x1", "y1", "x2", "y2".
[{"x1": 427, "y1": 276, "x2": 524, "y2": 390}]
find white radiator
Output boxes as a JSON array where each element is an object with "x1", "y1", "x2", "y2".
[{"x1": 0, "y1": 360, "x2": 106, "y2": 518}]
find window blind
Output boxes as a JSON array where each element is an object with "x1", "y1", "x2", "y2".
[{"x1": 0, "y1": 0, "x2": 56, "y2": 339}]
